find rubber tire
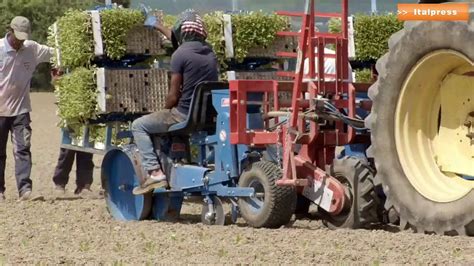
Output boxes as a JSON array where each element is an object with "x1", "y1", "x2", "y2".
[
  {"x1": 323, "y1": 157, "x2": 381, "y2": 229},
  {"x1": 294, "y1": 194, "x2": 312, "y2": 219},
  {"x1": 365, "y1": 17, "x2": 474, "y2": 235},
  {"x1": 201, "y1": 196, "x2": 226, "y2": 226},
  {"x1": 238, "y1": 161, "x2": 297, "y2": 228},
  {"x1": 262, "y1": 147, "x2": 310, "y2": 218}
]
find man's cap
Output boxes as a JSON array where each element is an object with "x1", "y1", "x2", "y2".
[{"x1": 10, "y1": 16, "x2": 31, "y2": 40}]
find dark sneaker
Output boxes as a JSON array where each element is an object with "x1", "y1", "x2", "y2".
[
  {"x1": 54, "y1": 184, "x2": 66, "y2": 193},
  {"x1": 74, "y1": 185, "x2": 97, "y2": 199},
  {"x1": 19, "y1": 190, "x2": 32, "y2": 201},
  {"x1": 132, "y1": 177, "x2": 168, "y2": 195},
  {"x1": 0, "y1": 192, "x2": 5, "y2": 202},
  {"x1": 74, "y1": 184, "x2": 91, "y2": 195},
  {"x1": 52, "y1": 184, "x2": 67, "y2": 199}
]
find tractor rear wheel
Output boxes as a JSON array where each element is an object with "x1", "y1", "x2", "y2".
[
  {"x1": 322, "y1": 156, "x2": 381, "y2": 229},
  {"x1": 238, "y1": 161, "x2": 296, "y2": 228},
  {"x1": 366, "y1": 17, "x2": 474, "y2": 235}
]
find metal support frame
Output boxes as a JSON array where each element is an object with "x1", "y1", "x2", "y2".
[{"x1": 229, "y1": 0, "x2": 354, "y2": 215}]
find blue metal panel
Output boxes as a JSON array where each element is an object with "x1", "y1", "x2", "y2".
[
  {"x1": 61, "y1": 123, "x2": 125, "y2": 154},
  {"x1": 152, "y1": 193, "x2": 184, "y2": 221},
  {"x1": 208, "y1": 183, "x2": 255, "y2": 197},
  {"x1": 102, "y1": 149, "x2": 149, "y2": 221},
  {"x1": 338, "y1": 143, "x2": 369, "y2": 160},
  {"x1": 355, "y1": 92, "x2": 370, "y2": 120},
  {"x1": 211, "y1": 90, "x2": 241, "y2": 178},
  {"x1": 82, "y1": 126, "x2": 93, "y2": 148},
  {"x1": 116, "y1": 130, "x2": 133, "y2": 140},
  {"x1": 247, "y1": 92, "x2": 263, "y2": 114},
  {"x1": 61, "y1": 128, "x2": 72, "y2": 145},
  {"x1": 168, "y1": 165, "x2": 208, "y2": 189},
  {"x1": 247, "y1": 113, "x2": 264, "y2": 130},
  {"x1": 105, "y1": 125, "x2": 113, "y2": 148},
  {"x1": 190, "y1": 131, "x2": 209, "y2": 166}
]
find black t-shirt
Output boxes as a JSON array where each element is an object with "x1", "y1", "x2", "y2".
[{"x1": 170, "y1": 41, "x2": 218, "y2": 115}]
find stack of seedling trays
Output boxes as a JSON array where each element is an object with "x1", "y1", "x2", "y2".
[
  {"x1": 97, "y1": 68, "x2": 169, "y2": 113},
  {"x1": 49, "y1": 7, "x2": 170, "y2": 144}
]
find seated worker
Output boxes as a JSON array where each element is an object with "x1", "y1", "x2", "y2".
[{"x1": 132, "y1": 10, "x2": 218, "y2": 195}]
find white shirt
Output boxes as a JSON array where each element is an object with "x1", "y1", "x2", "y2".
[
  {"x1": 0, "y1": 34, "x2": 53, "y2": 117},
  {"x1": 303, "y1": 47, "x2": 353, "y2": 82}
]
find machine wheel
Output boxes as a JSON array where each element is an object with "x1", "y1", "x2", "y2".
[
  {"x1": 294, "y1": 194, "x2": 312, "y2": 219},
  {"x1": 201, "y1": 196, "x2": 225, "y2": 226},
  {"x1": 366, "y1": 17, "x2": 474, "y2": 235},
  {"x1": 238, "y1": 161, "x2": 296, "y2": 228},
  {"x1": 101, "y1": 145, "x2": 152, "y2": 221},
  {"x1": 322, "y1": 157, "x2": 380, "y2": 229}
]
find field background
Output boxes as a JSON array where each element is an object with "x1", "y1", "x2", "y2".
[{"x1": 0, "y1": 93, "x2": 473, "y2": 264}]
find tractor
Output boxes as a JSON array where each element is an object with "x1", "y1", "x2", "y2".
[
  {"x1": 62, "y1": 0, "x2": 474, "y2": 235},
  {"x1": 366, "y1": 0, "x2": 474, "y2": 235}
]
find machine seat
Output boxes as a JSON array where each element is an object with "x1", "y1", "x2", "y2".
[{"x1": 156, "y1": 81, "x2": 228, "y2": 136}]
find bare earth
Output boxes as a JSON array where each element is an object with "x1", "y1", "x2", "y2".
[{"x1": 0, "y1": 93, "x2": 473, "y2": 264}]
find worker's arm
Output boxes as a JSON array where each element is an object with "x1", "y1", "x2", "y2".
[
  {"x1": 165, "y1": 73, "x2": 182, "y2": 109},
  {"x1": 155, "y1": 25, "x2": 172, "y2": 41},
  {"x1": 144, "y1": 14, "x2": 172, "y2": 41},
  {"x1": 34, "y1": 42, "x2": 55, "y2": 63}
]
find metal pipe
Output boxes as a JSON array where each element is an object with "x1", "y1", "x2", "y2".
[
  {"x1": 371, "y1": 0, "x2": 378, "y2": 13},
  {"x1": 264, "y1": 111, "x2": 319, "y2": 121},
  {"x1": 232, "y1": 0, "x2": 238, "y2": 11}
]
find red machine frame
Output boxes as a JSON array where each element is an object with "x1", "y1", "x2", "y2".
[{"x1": 229, "y1": 0, "x2": 354, "y2": 215}]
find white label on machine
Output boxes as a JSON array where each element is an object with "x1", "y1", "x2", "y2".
[
  {"x1": 302, "y1": 179, "x2": 334, "y2": 212},
  {"x1": 227, "y1": 71, "x2": 236, "y2": 80},
  {"x1": 223, "y1": 14, "x2": 234, "y2": 58},
  {"x1": 348, "y1": 16, "x2": 356, "y2": 59},
  {"x1": 221, "y1": 98, "x2": 230, "y2": 107},
  {"x1": 90, "y1": 11, "x2": 104, "y2": 56},
  {"x1": 219, "y1": 130, "x2": 227, "y2": 142},
  {"x1": 96, "y1": 68, "x2": 106, "y2": 112}
]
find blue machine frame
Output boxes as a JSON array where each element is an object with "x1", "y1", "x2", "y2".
[
  {"x1": 91, "y1": 85, "x2": 261, "y2": 222},
  {"x1": 62, "y1": 81, "x2": 377, "y2": 223}
]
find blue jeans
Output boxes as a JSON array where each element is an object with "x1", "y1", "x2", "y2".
[
  {"x1": 131, "y1": 108, "x2": 187, "y2": 172},
  {"x1": 0, "y1": 113, "x2": 33, "y2": 195}
]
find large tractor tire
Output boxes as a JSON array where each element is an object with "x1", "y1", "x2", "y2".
[
  {"x1": 366, "y1": 15, "x2": 474, "y2": 235},
  {"x1": 322, "y1": 157, "x2": 381, "y2": 229},
  {"x1": 238, "y1": 161, "x2": 297, "y2": 228}
]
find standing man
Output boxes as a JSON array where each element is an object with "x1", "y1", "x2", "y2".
[
  {"x1": 131, "y1": 9, "x2": 218, "y2": 195},
  {"x1": 52, "y1": 148, "x2": 94, "y2": 195},
  {"x1": 0, "y1": 16, "x2": 53, "y2": 201}
]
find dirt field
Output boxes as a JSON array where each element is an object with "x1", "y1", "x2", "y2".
[{"x1": 0, "y1": 93, "x2": 473, "y2": 264}]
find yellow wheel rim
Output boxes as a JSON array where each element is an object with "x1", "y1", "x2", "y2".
[{"x1": 395, "y1": 50, "x2": 474, "y2": 203}]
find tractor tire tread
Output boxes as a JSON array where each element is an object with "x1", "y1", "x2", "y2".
[
  {"x1": 325, "y1": 156, "x2": 380, "y2": 229},
  {"x1": 365, "y1": 16, "x2": 474, "y2": 235},
  {"x1": 239, "y1": 161, "x2": 296, "y2": 228}
]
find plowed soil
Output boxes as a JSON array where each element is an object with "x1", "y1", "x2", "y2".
[{"x1": 0, "y1": 93, "x2": 473, "y2": 264}]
